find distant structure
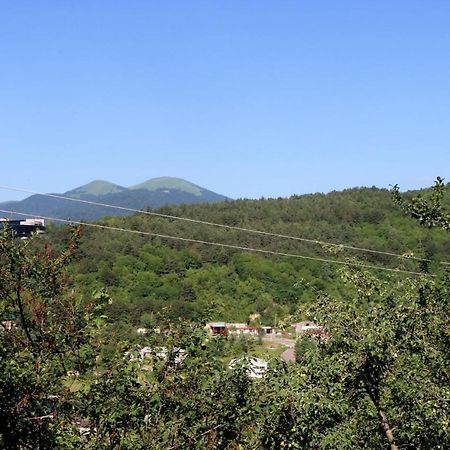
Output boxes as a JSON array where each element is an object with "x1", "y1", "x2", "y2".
[
  {"x1": 228, "y1": 356, "x2": 268, "y2": 379},
  {"x1": 0, "y1": 218, "x2": 45, "y2": 238},
  {"x1": 292, "y1": 321, "x2": 322, "y2": 336},
  {"x1": 205, "y1": 322, "x2": 273, "y2": 336},
  {"x1": 292, "y1": 321, "x2": 330, "y2": 341},
  {"x1": 139, "y1": 346, "x2": 186, "y2": 365},
  {"x1": 205, "y1": 322, "x2": 228, "y2": 336}
]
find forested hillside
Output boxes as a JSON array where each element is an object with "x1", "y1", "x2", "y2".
[{"x1": 46, "y1": 185, "x2": 450, "y2": 325}]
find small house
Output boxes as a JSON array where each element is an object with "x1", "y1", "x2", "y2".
[{"x1": 205, "y1": 322, "x2": 228, "y2": 336}]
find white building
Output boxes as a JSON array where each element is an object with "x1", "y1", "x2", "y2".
[{"x1": 228, "y1": 356, "x2": 268, "y2": 379}]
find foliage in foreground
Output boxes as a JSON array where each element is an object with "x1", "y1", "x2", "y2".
[{"x1": 1, "y1": 180, "x2": 449, "y2": 448}]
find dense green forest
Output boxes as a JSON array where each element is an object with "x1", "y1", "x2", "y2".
[{"x1": 45, "y1": 184, "x2": 450, "y2": 326}]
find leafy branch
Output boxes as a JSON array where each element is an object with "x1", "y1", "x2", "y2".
[{"x1": 392, "y1": 177, "x2": 450, "y2": 230}]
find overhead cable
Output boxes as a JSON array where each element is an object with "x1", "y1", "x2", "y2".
[
  {"x1": 0, "y1": 184, "x2": 446, "y2": 265},
  {"x1": 0, "y1": 208, "x2": 433, "y2": 277}
]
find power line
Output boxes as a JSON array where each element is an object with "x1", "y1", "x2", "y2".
[
  {"x1": 0, "y1": 184, "x2": 446, "y2": 266},
  {"x1": 0, "y1": 208, "x2": 433, "y2": 277}
]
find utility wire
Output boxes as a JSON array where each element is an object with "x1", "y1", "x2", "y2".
[
  {"x1": 1, "y1": 184, "x2": 447, "y2": 266},
  {"x1": 0, "y1": 208, "x2": 433, "y2": 277}
]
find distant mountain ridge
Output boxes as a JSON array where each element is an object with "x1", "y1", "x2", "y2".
[{"x1": 0, "y1": 177, "x2": 230, "y2": 221}]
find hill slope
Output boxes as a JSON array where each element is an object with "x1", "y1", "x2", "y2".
[{"x1": 45, "y1": 184, "x2": 450, "y2": 325}]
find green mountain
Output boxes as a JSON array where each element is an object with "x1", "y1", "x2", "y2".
[
  {"x1": 2, "y1": 177, "x2": 229, "y2": 221},
  {"x1": 65, "y1": 180, "x2": 126, "y2": 198},
  {"x1": 130, "y1": 177, "x2": 203, "y2": 196}
]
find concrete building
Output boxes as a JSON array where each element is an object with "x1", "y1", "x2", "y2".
[{"x1": 0, "y1": 218, "x2": 45, "y2": 238}]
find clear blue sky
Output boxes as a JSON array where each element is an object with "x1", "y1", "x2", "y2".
[{"x1": 1, "y1": 1, "x2": 449, "y2": 202}]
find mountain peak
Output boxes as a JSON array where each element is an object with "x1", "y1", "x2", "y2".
[
  {"x1": 129, "y1": 177, "x2": 203, "y2": 196},
  {"x1": 65, "y1": 180, "x2": 126, "y2": 198}
]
